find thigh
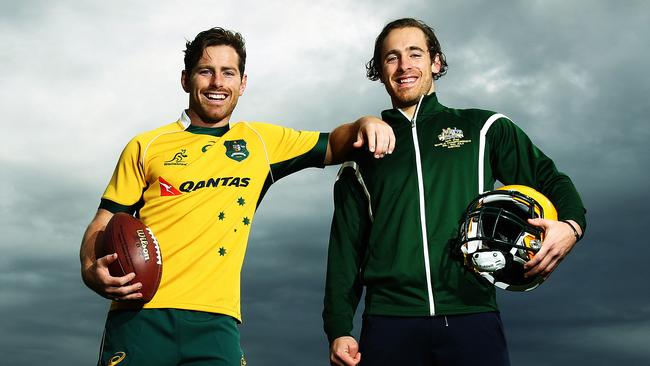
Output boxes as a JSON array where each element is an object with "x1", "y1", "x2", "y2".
[
  {"x1": 98, "y1": 309, "x2": 177, "y2": 366},
  {"x1": 434, "y1": 312, "x2": 510, "y2": 366},
  {"x1": 359, "y1": 315, "x2": 431, "y2": 366},
  {"x1": 177, "y1": 310, "x2": 245, "y2": 366}
]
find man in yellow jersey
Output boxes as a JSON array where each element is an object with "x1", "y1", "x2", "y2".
[{"x1": 79, "y1": 27, "x2": 395, "y2": 366}]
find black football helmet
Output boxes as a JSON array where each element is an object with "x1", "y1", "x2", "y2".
[{"x1": 457, "y1": 185, "x2": 557, "y2": 291}]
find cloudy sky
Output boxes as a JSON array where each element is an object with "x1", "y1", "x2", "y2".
[{"x1": 1, "y1": 0, "x2": 649, "y2": 365}]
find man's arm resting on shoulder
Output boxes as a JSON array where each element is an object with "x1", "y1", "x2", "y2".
[
  {"x1": 325, "y1": 116, "x2": 395, "y2": 164},
  {"x1": 79, "y1": 208, "x2": 143, "y2": 301}
]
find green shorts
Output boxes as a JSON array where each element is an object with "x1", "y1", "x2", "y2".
[{"x1": 98, "y1": 309, "x2": 245, "y2": 366}]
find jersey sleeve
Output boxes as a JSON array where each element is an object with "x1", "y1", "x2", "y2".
[
  {"x1": 248, "y1": 122, "x2": 329, "y2": 181},
  {"x1": 99, "y1": 137, "x2": 148, "y2": 214},
  {"x1": 323, "y1": 165, "x2": 370, "y2": 342},
  {"x1": 487, "y1": 117, "x2": 587, "y2": 232}
]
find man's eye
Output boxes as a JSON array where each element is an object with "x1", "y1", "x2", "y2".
[
  {"x1": 224, "y1": 71, "x2": 236, "y2": 77},
  {"x1": 386, "y1": 56, "x2": 397, "y2": 63},
  {"x1": 411, "y1": 53, "x2": 422, "y2": 58},
  {"x1": 199, "y1": 69, "x2": 213, "y2": 75}
]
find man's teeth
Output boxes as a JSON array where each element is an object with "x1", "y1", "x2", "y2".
[
  {"x1": 206, "y1": 93, "x2": 226, "y2": 100},
  {"x1": 398, "y1": 77, "x2": 416, "y2": 84}
]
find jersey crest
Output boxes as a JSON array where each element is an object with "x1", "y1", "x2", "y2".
[
  {"x1": 434, "y1": 127, "x2": 472, "y2": 149},
  {"x1": 224, "y1": 140, "x2": 249, "y2": 162}
]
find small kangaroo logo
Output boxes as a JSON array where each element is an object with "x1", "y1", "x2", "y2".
[
  {"x1": 170, "y1": 149, "x2": 187, "y2": 162},
  {"x1": 165, "y1": 149, "x2": 188, "y2": 165}
]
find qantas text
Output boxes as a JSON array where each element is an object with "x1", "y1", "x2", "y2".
[{"x1": 179, "y1": 177, "x2": 251, "y2": 192}]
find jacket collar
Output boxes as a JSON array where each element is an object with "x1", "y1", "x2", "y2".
[{"x1": 381, "y1": 93, "x2": 445, "y2": 124}]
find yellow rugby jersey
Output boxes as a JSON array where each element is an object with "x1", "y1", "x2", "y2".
[{"x1": 100, "y1": 111, "x2": 328, "y2": 321}]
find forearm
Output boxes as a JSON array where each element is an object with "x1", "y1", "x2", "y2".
[
  {"x1": 541, "y1": 174, "x2": 587, "y2": 233},
  {"x1": 325, "y1": 116, "x2": 395, "y2": 165},
  {"x1": 326, "y1": 122, "x2": 357, "y2": 165},
  {"x1": 80, "y1": 209, "x2": 113, "y2": 276},
  {"x1": 323, "y1": 284, "x2": 362, "y2": 341}
]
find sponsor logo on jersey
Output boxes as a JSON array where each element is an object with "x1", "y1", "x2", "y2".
[
  {"x1": 159, "y1": 177, "x2": 182, "y2": 196},
  {"x1": 202, "y1": 140, "x2": 216, "y2": 153},
  {"x1": 164, "y1": 149, "x2": 189, "y2": 165},
  {"x1": 107, "y1": 351, "x2": 126, "y2": 365},
  {"x1": 224, "y1": 140, "x2": 249, "y2": 162},
  {"x1": 434, "y1": 127, "x2": 471, "y2": 149},
  {"x1": 179, "y1": 176, "x2": 251, "y2": 192}
]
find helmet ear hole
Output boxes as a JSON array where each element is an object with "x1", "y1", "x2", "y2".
[{"x1": 457, "y1": 185, "x2": 556, "y2": 291}]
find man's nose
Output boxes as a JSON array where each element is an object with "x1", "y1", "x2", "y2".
[
  {"x1": 210, "y1": 74, "x2": 224, "y2": 87},
  {"x1": 398, "y1": 56, "x2": 412, "y2": 71}
]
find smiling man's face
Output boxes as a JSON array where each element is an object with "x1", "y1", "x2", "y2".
[
  {"x1": 380, "y1": 27, "x2": 440, "y2": 111},
  {"x1": 182, "y1": 45, "x2": 247, "y2": 127}
]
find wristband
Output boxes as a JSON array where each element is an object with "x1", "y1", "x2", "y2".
[{"x1": 560, "y1": 220, "x2": 582, "y2": 242}]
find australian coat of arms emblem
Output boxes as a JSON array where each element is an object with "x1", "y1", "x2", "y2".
[{"x1": 224, "y1": 140, "x2": 249, "y2": 162}]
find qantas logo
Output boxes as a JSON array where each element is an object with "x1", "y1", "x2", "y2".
[
  {"x1": 180, "y1": 177, "x2": 250, "y2": 192},
  {"x1": 159, "y1": 177, "x2": 182, "y2": 196},
  {"x1": 158, "y1": 176, "x2": 250, "y2": 195}
]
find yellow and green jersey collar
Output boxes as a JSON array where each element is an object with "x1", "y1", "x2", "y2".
[{"x1": 179, "y1": 110, "x2": 230, "y2": 137}]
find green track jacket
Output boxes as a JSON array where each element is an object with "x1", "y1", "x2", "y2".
[{"x1": 323, "y1": 93, "x2": 586, "y2": 341}]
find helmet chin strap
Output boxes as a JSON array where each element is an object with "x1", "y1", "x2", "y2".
[{"x1": 471, "y1": 250, "x2": 506, "y2": 272}]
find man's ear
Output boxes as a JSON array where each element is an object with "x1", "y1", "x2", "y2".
[
  {"x1": 181, "y1": 70, "x2": 190, "y2": 93},
  {"x1": 431, "y1": 53, "x2": 441, "y2": 75},
  {"x1": 239, "y1": 74, "x2": 247, "y2": 96}
]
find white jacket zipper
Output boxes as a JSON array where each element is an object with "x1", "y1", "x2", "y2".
[{"x1": 399, "y1": 96, "x2": 436, "y2": 316}]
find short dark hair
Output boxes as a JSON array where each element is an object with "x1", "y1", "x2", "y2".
[
  {"x1": 184, "y1": 27, "x2": 247, "y2": 77},
  {"x1": 366, "y1": 18, "x2": 448, "y2": 81}
]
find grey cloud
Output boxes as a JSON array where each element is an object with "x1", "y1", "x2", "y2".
[{"x1": 1, "y1": 1, "x2": 649, "y2": 365}]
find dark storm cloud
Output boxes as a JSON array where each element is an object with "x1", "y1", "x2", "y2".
[
  {"x1": 1, "y1": 1, "x2": 649, "y2": 365},
  {"x1": 241, "y1": 216, "x2": 332, "y2": 365},
  {"x1": 0, "y1": 255, "x2": 107, "y2": 365}
]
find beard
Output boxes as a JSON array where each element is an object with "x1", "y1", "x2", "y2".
[{"x1": 385, "y1": 76, "x2": 433, "y2": 110}]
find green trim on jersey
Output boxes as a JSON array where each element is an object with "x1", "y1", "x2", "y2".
[
  {"x1": 271, "y1": 132, "x2": 329, "y2": 179},
  {"x1": 257, "y1": 132, "x2": 329, "y2": 206},
  {"x1": 99, "y1": 198, "x2": 134, "y2": 214},
  {"x1": 323, "y1": 93, "x2": 586, "y2": 341},
  {"x1": 185, "y1": 124, "x2": 230, "y2": 137}
]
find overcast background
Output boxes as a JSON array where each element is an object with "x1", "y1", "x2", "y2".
[{"x1": 1, "y1": 1, "x2": 649, "y2": 365}]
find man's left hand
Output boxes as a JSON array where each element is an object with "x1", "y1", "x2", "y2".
[
  {"x1": 524, "y1": 219, "x2": 581, "y2": 279},
  {"x1": 353, "y1": 116, "x2": 395, "y2": 158}
]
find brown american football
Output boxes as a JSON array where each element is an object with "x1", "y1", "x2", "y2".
[{"x1": 96, "y1": 212, "x2": 162, "y2": 302}]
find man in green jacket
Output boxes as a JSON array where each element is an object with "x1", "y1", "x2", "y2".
[{"x1": 323, "y1": 18, "x2": 586, "y2": 366}]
